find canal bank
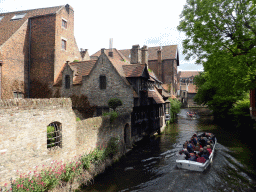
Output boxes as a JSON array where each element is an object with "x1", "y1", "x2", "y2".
[{"x1": 79, "y1": 108, "x2": 256, "y2": 192}]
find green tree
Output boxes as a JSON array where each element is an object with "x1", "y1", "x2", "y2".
[
  {"x1": 108, "y1": 98, "x2": 123, "y2": 111},
  {"x1": 178, "y1": 0, "x2": 256, "y2": 120}
]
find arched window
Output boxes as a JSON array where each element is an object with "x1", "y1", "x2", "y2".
[{"x1": 47, "y1": 122, "x2": 62, "y2": 150}]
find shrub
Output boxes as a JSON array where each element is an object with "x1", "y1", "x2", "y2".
[
  {"x1": 76, "y1": 117, "x2": 81, "y2": 121},
  {"x1": 105, "y1": 137, "x2": 119, "y2": 158},
  {"x1": 107, "y1": 98, "x2": 122, "y2": 111}
]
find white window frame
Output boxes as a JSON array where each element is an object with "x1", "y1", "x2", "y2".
[
  {"x1": 61, "y1": 38, "x2": 67, "y2": 50},
  {"x1": 62, "y1": 18, "x2": 67, "y2": 29},
  {"x1": 11, "y1": 13, "x2": 26, "y2": 20}
]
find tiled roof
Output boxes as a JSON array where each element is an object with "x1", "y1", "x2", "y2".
[
  {"x1": 188, "y1": 84, "x2": 197, "y2": 93},
  {"x1": 118, "y1": 45, "x2": 178, "y2": 61},
  {"x1": 148, "y1": 88, "x2": 165, "y2": 104},
  {"x1": 122, "y1": 64, "x2": 145, "y2": 77},
  {"x1": 70, "y1": 60, "x2": 97, "y2": 84},
  {"x1": 162, "y1": 84, "x2": 170, "y2": 92},
  {"x1": 179, "y1": 71, "x2": 200, "y2": 78},
  {"x1": 162, "y1": 89, "x2": 171, "y2": 98},
  {"x1": 149, "y1": 71, "x2": 161, "y2": 83},
  {"x1": 54, "y1": 59, "x2": 97, "y2": 86},
  {"x1": 0, "y1": 5, "x2": 65, "y2": 46}
]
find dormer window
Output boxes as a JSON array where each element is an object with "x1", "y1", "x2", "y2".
[
  {"x1": 62, "y1": 19, "x2": 67, "y2": 29},
  {"x1": 11, "y1": 13, "x2": 26, "y2": 20},
  {"x1": 0, "y1": 16, "x2": 4, "y2": 22}
]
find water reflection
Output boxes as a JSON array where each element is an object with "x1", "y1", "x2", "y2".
[{"x1": 82, "y1": 108, "x2": 256, "y2": 192}]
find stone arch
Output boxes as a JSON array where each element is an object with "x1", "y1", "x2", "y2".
[
  {"x1": 124, "y1": 123, "x2": 131, "y2": 147},
  {"x1": 47, "y1": 121, "x2": 62, "y2": 150}
]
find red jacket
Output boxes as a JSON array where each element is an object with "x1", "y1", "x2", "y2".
[
  {"x1": 207, "y1": 148, "x2": 212, "y2": 154},
  {"x1": 197, "y1": 157, "x2": 206, "y2": 163}
]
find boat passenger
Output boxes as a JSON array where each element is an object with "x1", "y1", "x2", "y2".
[
  {"x1": 194, "y1": 144, "x2": 200, "y2": 152},
  {"x1": 207, "y1": 145, "x2": 212, "y2": 154},
  {"x1": 196, "y1": 153, "x2": 206, "y2": 163},
  {"x1": 187, "y1": 142, "x2": 194, "y2": 153},
  {"x1": 184, "y1": 149, "x2": 191, "y2": 160},
  {"x1": 188, "y1": 152, "x2": 197, "y2": 161},
  {"x1": 177, "y1": 150, "x2": 186, "y2": 160},
  {"x1": 207, "y1": 141, "x2": 213, "y2": 150}
]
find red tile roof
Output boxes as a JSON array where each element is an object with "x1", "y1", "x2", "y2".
[
  {"x1": 118, "y1": 45, "x2": 178, "y2": 61},
  {"x1": 188, "y1": 84, "x2": 197, "y2": 93},
  {"x1": 70, "y1": 60, "x2": 97, "y2": 84},
  {"x1": 179, "y1": 71, "x2": 200, "y2": 78},
  {"x1": 148, "y1": 88, "x2": 165, "y2": 104},
  {"x1": 162, "y1": 84, "x2": 170, "y2": 92},
  {"x1": 0, "y1": 5, "x2": 66, "y2": 46},
  {"x1": 122, "y1": 64, "x2": 146, "y2": 77},
  {"x1": 54, "y1": 59, "x2": 97, "y2": 86}
]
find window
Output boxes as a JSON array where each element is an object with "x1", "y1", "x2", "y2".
[
  {"x1": 47, "y1": 122, "x2": 62, "y2": 150},
  {"x1": 99, "y1": 75, "x2": 106, "y2": 89},
  {"x1": 65, "y1": 75, "x2": 70, "y2": 89},
  {"x1": 61, "y1": 39, "x2": 67, "y2": 50},
  {"x1": 13, "y1": 91, "x2": 23, "y2": 98},
  {"x1": 62, "y1": 19, "x2": 67, "y2": 28},
  {"x1": 0, "y1": 16, "x2": 4, "y2": 22},
  {"x1": 11, "y1": 13, "x2": 26, "y2": 20}
]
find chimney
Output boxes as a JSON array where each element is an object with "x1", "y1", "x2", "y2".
[
  {"x1": 157, "y1": 48, "x2": 162, "y2": 64},
  {"x1": 65, "y1": 4, "x2": 70, "y2": 14},
  {"x1": 108, "y1": 38, "x2": 113, "y2": 57},
  {"x1": 131, "y1": 45, "x2": 141, "y2": 64},
  {"x1": 141, "y1": 45, "x2": 148, "y2": 65},
  {"x1": 80, "y1": 49, "x2": 88, "y2": 60},
  {"x1": 101, "y1": 48, "x2": 105, "y2": 54}
]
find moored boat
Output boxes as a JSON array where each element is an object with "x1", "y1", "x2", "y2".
[{"x1": 176, "y1": 133, "x2": 217, "y2": 172}]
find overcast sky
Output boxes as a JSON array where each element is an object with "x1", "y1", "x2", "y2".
[{"x1": 0, "y1": 0, "x2": 203, "y2": 71}]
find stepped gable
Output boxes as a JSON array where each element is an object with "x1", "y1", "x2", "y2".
[{"x1": 0, "y1": 5, "x2": 64, "y2": 46}]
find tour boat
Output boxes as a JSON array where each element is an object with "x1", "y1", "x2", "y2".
[
  {"x1": 186, "y1": 112, "x2": 197, "y2": 119},
  {"x1": 176, "y1": 134, "x2": 217, "y2": 172}
]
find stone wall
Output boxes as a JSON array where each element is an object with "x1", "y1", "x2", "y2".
[{"x1": 0, "y1": 98, "x2": 131, "y2": 188}]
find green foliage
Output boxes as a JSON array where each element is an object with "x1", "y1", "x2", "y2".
[
  {"x1": 103, "y1": 111, "x2": 119, "y2": 123},
  {"x1": 168, "y1": 98, "x2": 181, "y2": 123},
  {"x1": 47, "y1": 126, "x2": 55, "y2": 148},
  {"x1": 148, "y1": 68, "x2": 152, "y2": 72},
  {"x1": 178, "y1": 0, "x2": 256, "y2": 66},
  {"x1": 76, "y1": 117, "x2": 81, "y2": 121},
  {"x1": 105, "y1": 137, "x2": 119, "y2": 158},
  {"x1": 169, "y1": 98, "x2": 182, "y2": 114},
  {"x1": 178, "y1": 0, "x2": 256, "y2": 121},
  {"x1": 107, "y1": 98, "x2": 122, "y2": 111},
  {"x1": 73, "y1": 60, "x2": 80, "y2": 62}
]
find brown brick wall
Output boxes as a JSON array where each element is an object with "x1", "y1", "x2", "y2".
[
  {"x1": 30, "y1": 15, "x2": 56, "y2": 98},
  {"x1": 0, "y1": 21, "x2": 29, "y2": 99}
]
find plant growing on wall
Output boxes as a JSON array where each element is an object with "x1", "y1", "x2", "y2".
[{"x1": 107, "y1": 98, "x2": 122, "y2": 111}]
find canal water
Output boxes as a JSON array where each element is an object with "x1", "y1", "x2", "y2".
[{"x1": 82, "y1": 108, "x2": 256, "y2": 192}]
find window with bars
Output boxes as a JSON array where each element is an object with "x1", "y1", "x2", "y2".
[
  {"x1": 62, "y1": 19, "x2": 67, "y2": 28},
  {"x1": 65, "y1": 75, "x2": 70, "y2": 89},
  {"x1": 99, "y1": 75, "x2": 106, "y2": 89},
  {"x1": 61, "y1": 39, "x2": 67, "y2": 50},
  {"x1": 47, "y1": 122, "x2": 62, "y2": 150}
]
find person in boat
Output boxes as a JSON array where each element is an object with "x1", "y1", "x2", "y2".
[
  {"x1": 202, "y1": 147, "x2": 210, "y2": 160},
  {"x1": 187, "y1": 141, "x2": 194, "y2": 153},
  {"x1": 206, "y1": 145, "x2": 212, "y2": 154},
  {"x1": 196, "y1": 153, "x2": 206, "y2": 163},
  {"x1": 177, "y1": 150, "x2": 186, "y2": 160},
  {"x1": 194, "y1": 143, "x2": 200, "y2": 152},
  {"x1": 207, "y1": 141, "x2": 213, "y2": 150},
  {"x1": 183, "y1": 149, "x2": 191, "y2": 160},
  {"x1": 188, "y1": 152, "x2": 197, "y2": 161}
]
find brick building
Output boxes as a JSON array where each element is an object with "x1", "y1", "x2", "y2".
[
  {"x1": 177, "y1": 71, "x2": 200, "y2": 107},
  {"x1": 119, "y1": 45, "x2": 179, "y2": 96},
  {"x1": 56, "y1": 45, "x2": 167, "y2": 136},
  {"x1": 0, "y1": 4, "x2": 83, "y2": 99}
]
